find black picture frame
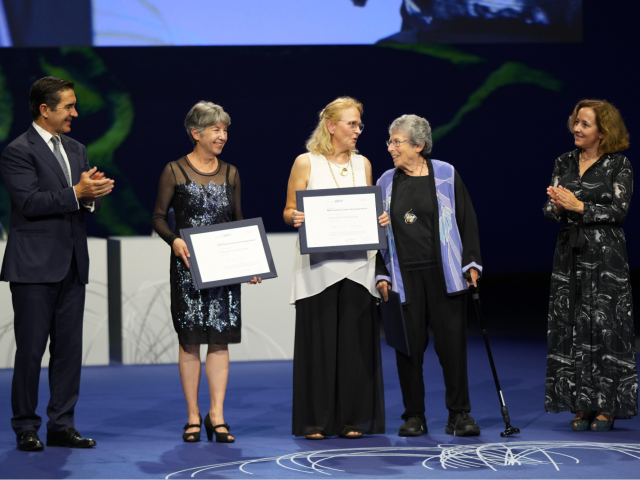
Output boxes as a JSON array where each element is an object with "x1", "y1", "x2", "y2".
[
  {"x1": 296, "y1": 186, "x2": 387, "y2": 255},
  {"x1": 180, "y1": 218, "x2": 277, "y2": 290}
]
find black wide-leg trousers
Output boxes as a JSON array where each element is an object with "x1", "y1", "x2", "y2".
[
  {"x1": 10, "y1": 254, "x2": 85, "y2": 435},
  {"x1": 292, "y1": 278, "x2": 385, "y2": 437},
  {"x1": 397, "y1": 268, "x2": 471, "y2": 423}
]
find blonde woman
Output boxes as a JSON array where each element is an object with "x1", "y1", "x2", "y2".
[{"x1": 283, "y1": 97, "x2": 388, "y2": 439}]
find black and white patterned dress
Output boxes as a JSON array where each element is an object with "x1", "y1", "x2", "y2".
[{"x1": 543, "y1": 149, "x2": 638, "y2": 418}]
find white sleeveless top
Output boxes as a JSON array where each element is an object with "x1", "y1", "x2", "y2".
[{"x1": 290, "y1": 152, "x2": 379, "y2": 303}]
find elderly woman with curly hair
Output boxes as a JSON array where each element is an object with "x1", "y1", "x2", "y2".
[
  {"x1": 544, "y1": 99, "x2": 638, "y2": 431},
  {"x1": 375, "y1": 114, "x2": 483, "y2": 437},
  {"x1": 283, "y1": 97, "x2": 388, "y2": 440}
]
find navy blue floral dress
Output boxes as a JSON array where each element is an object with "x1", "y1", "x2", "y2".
[
  {"x1": 152, "y1": 157, "x2": 243, "y2": 345},
  {"x1": 543, "y1": 150, "x2": 638, "y2": 418}
]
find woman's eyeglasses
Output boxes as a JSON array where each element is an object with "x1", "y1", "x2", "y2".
[
  {"x1": 340, "y1": 120, "x2": 364, "y2": 132},
  {"x1": 386, "y1": 139, "x2": 409, "y2": 147}
]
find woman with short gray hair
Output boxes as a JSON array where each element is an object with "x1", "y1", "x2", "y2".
[
  {"x1": 184, "y1": 101, "x2": 231, "y2": 145},
  {"x1": 388, "y1": 114, "x2": 433, "y2": 159},
  {"x1": 152, "y1": 101, "x2": 259, "y2": 444},
  {"x1": 375, "y1": 114, "x2": 483, "y2": 438}
]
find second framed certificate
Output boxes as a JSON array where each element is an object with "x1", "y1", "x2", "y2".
[
  {"x1": 180, "y1": 218, "x2": 277, "y2": 290},
  {"x1": 296, "y1": 186, "x2": 387, "y2": 254}
]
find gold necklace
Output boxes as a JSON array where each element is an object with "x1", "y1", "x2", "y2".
[
  {"x1": 329, "y1": 159, "x2": 350, "y2": 176},
  {"x1": 326, "y1": 155, "x2": 355, "y2": 188}
]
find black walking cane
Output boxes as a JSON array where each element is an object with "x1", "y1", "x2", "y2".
[{"x1": 468, "y1": 282, "x2": 520, "y2": 437}]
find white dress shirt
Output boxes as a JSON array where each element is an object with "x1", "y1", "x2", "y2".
[{"x1": 32, "y1": 122, "x2": 95, "y2": 212}]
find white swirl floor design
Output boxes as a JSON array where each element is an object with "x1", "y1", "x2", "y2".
[{"x1": 165, "y1": 441, "x2": 640, "y2": 478}]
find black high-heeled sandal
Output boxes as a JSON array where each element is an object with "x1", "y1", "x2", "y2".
[
  {"x1": 182, "y1": 415, "x2": 202, "y2": 442},
  {"x1": 204, "y1": 413, "x2": 235, "y2": 443}
]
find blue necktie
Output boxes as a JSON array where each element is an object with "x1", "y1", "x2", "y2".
[{"x1": 51, "y1": 136, "x2": 71, "y2": 187}]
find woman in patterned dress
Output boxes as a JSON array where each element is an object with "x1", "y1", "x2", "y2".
[
  {"x1": 152, "y1": 101, "x2": 259, "y2": 443},
  {"x1": 544, "y1": 99, "x2": 638, "y2": 431}
]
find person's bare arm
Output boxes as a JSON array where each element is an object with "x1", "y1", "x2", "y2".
[
  {"x1": 283, "y1": 154, "x2": 311, "y2": 227},
  {"x1": 363, "y1": 156, "x2": 373, "y2": 187}
]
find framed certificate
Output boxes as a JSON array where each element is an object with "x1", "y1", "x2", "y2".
[
  {"x1": 296, "y1": 186, "x2": 387, "y2": 254},
  {"x1": 180, "y1": 218, "x2": 277, "y2": 290}
]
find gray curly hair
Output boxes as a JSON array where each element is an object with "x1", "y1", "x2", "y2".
[
  {"x1": 184, "y1": 101, "x2": 231, "y2": 146},
  {"x1": 389, "y1": 114, "x2": 432, "y2": 159}
]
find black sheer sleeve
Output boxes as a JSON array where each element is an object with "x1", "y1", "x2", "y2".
[
  {"x1": 152, "y1": 163, "x2": 178, "y2": 246},
  {"x1": 230, "y1": 164, "x2": 243, "y2": 221},
  {"x1": 454, "y1": 171, "x2": 483, "y2": 273}
]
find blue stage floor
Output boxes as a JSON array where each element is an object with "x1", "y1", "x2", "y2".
[{"x1": 1, "y1": 336, "x2": 639, "y2": 479}]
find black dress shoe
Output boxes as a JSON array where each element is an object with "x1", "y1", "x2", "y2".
[
  {"x1": 47, "y1": 428, "x2": 97, "y2": 448},
  {"x1": 398, "y1": 416, "x2": 427, "y2": 437},
  {"x1": 445, "y1": 412, "x2": 480, "y2": 436},
  {"x1": 17, "y1": 430, "x2": 44, "y2": 451}
]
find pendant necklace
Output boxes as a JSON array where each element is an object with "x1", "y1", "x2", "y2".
[
  {"x1": 326, "y1": 155, "x2": 355, "y2": 188},
  {"x1": 328, "y1": 157, "x2": 350, "y2": 176},
  {"x1": 404, "y1": 209, "x2": 417, "y2": 224},
  {"x1": 404, "y1": 161, "x2": 426, "y2": 225}
]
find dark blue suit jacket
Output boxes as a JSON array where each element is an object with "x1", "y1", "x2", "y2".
[{"x1": 0, "y1": 125, "x2": 102, "y2": 284}]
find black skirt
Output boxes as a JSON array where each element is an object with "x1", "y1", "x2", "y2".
[
  {"x1": 170, "y1": 254, "x2": 241, "y2": 346},
  {"x1": 292, "y1": 278, "x2": 385, "y2": 437}
]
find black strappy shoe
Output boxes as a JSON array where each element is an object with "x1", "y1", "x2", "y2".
[
  {"x1": 182, "y1": 416, "x2": 202, "y2": 442},
  {"x1": 204, "y1": 413, "x2": 235, "y2": 443}
]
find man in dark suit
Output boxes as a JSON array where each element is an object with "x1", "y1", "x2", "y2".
[{"x1": 0, "y1": 76, "x2": 114, "y2": 451}]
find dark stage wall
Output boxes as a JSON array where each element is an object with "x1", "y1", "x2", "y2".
[{"x1": 0, "y1": 1, "x2": 637, "y2": 277}]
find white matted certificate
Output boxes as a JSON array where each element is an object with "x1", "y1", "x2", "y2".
[
  {"x1": 180, "y1": 218, "x2": 277, "y2": 290},
  {"x1": 296, "y1": 186, "x2": 387, "y2": 254}
]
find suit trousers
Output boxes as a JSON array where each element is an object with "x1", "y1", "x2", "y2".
[
  {"x1": 396, "y1": 267, "x2": 471, "y2": 423},
  {"x1": 10, "y1": 253, "x2": 85, "y2": 434}
]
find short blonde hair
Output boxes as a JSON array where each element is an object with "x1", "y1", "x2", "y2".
[
  {"x1": 306, "y1": 97, "x2": 363, "y2": 157},
  {"x1": 568, "y1": 99, "x2": 630, "y2": 154}
]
